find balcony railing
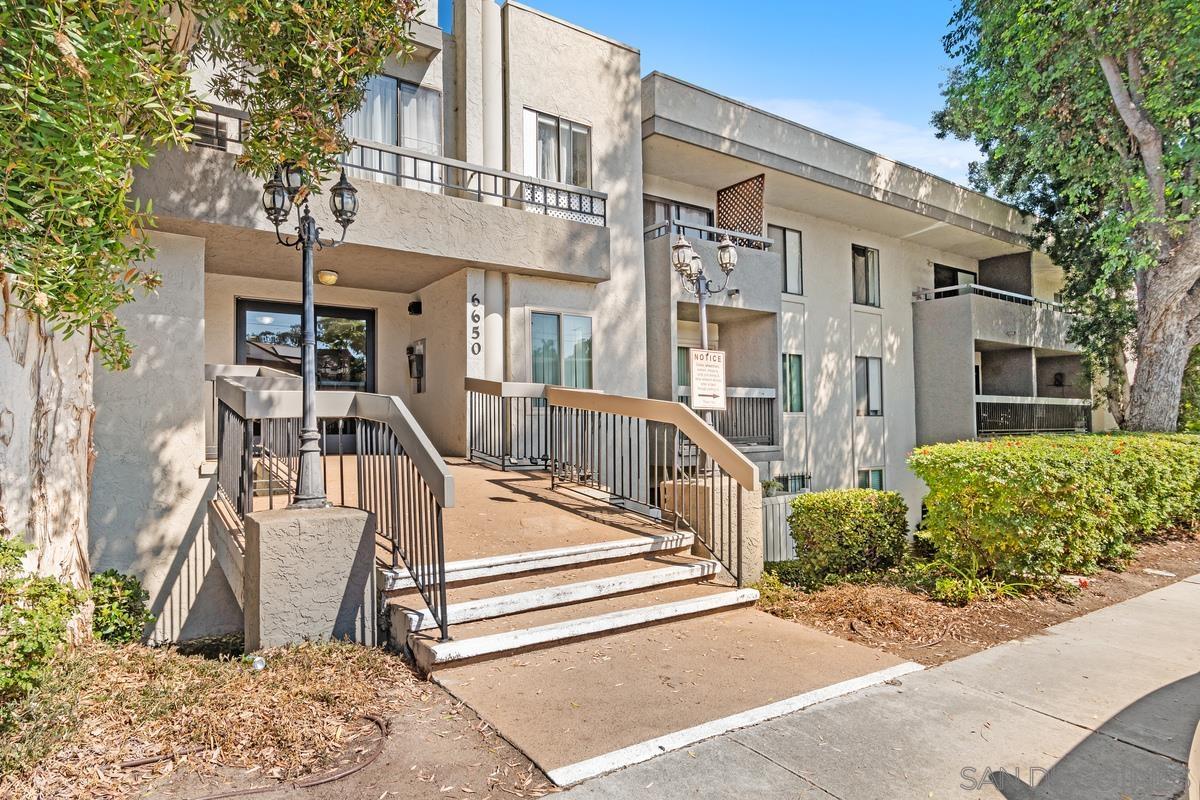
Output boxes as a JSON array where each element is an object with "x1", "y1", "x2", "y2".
[
  {"x1": 913, "y1": 283, "x2": 1064, "y2": 310},
  {"x1": 189, "y1": 104, "x2": 607, "y2": 226},
  {"x1": 676, "y1": 387, "x2": 777, "y2": 446},
  {"x1": 644, "y1": 220, "x2": 773, "y2": 251},
  {"x1": 975, "y1": 395, "x2": 1092, "y2": 436}
]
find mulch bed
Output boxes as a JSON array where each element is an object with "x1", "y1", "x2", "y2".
[
  {"x1": 1, "y1": 640, "x2": 556, "y2": 800},
  {"x1": 758, "y1": 530, "x2": 1200, "y2": 667}
]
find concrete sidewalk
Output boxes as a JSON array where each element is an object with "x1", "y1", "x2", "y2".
[{"x1": 565, "y1": 574, "x2": 1200, "y2": 799}]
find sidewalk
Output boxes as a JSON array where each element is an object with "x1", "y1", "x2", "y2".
[{"x1": 565, "y1": 574, "x2": 1200, "y2": 799}]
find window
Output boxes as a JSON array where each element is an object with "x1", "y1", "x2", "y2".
[
  {"x1": 676, "y1": 346, "x2": 691, "y2": 389},
  {"x1": 855, "y1": 356, "x2": 883, "y2": 416},
  {"x1": 531, "y1": 312, "x2": 592, "y2": 388},
  {"x1": 343, "y1": 75, "x2": 443, "y2": 184},
  {"x1": 852, "y1": 245, "x2": 880, "y2": 306},
  {"x1": 768, "y1": 225, "x2": 803, "y2": 294},
  {"x1": 644, "y1": 196, "x2": 714, "y2": 239},
  {"x1": 237, "y1": 299, "x2": 375, "y2": 392},
  {"x1": 857, "y1": 468, "x2": 884, "y2": 490},
  {"x1": 781, "y1": 353, "x2": 804, "y2": 413},
  {"x1": 775, "y1": 473, "x2": 809, "y2": 493},
  {"x1": 524, "y1": 110, "x2": 591, "y2": 188}
]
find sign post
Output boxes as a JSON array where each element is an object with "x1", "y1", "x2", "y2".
[{"x1": 689, "y1": 349, "x2": 727, "y2": 412}]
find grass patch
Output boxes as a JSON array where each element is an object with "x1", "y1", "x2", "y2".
[{"x1": 1, "y1": 639, "x2": 429, "y2": 799}]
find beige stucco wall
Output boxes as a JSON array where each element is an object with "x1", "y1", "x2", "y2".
[
  {"x1": 408, "y1": 269, "x2": 471, "y2": 454},
  {"x1": 501, "y1": 3, "x2": 647, "y2": 397},
  {"x1": 91, "y1": 231, "x2": 242, "y2": 642}
]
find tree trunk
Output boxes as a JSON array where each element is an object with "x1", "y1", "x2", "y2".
[
  {"x1": 0, "y1": 281, "x2": 94, "y2": 640},
  {"x1": 1124, "y1": 230, "x2": 1200, "y2": 431}
]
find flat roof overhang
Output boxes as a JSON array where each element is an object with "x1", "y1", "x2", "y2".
[{"x1": 642, "y1": 73, "x2": 1055, "y2": 274}]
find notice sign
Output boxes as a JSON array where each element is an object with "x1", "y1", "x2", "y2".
[{"x1": 689, "y1": 349, "x2": 727, "y2": 411}]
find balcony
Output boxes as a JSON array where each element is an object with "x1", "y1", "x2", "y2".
[
  {"x1": 975, "y1": 395, "x2": 1092, "y2": 436},
  {"x1": 137, "y1": 105, "x2": 612, "y2": 285},
  {"x1": 676, "y1": 386, "x2": 777, "y2": 447},
  {"x1": 645, "y1": 221, "x2": 781, "y2": 315},
  {"x1": 912, "y1": 283, "x2": 1075, "y2": 352}
]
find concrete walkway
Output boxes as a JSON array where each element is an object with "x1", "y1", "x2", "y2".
[{"x1": 565, "y1": 574, "x2": 1200, "y2": 799}]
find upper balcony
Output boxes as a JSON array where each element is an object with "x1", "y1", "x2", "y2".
[
  {"x1": 643, "y1": 220, "x2": 781, "y2": 315},
  {"x1": 912, "y1": 283, "x2": 1076, "y2": 352},
  {"x1": 135, "y1": 105, "x2": 612, "y2": 290}
]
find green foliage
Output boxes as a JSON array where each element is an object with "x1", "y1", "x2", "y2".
[
  {"x1": 935, "y1": 0, "x2": 1200, "y2": 415},
  {"x1": 0, "y1": 537, "x2": 82, "y2": 724},
  {"x1": 782, "y1": 489, "x2": 909, "y2": 590},
  {"x1": 1, "y1": 0, "x2": 419, "y2": 368},
  {"x1": 1181, "y1": 347, "x2": 1200, "y2": 432},
  {"x1": 909, "y1": 557, "x2": 1035, "y2": 606},
  {"x1": 909, "y1": 434, "x2": 1200, "y2": 582},
  {"x1": 90, "y1": 569, "x2": 155, "y2": 644}
]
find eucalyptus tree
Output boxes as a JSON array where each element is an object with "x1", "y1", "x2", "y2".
[
  {"x1": 936, "y1": 0, "x2": 1200, "y2": 431},
  {"x1": 0, "y1": 0, "x2": 418, "y2": 615}
]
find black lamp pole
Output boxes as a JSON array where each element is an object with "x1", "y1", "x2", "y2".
[
  {"x1": 671, "y1": 233, "x2": 738, "y2": 425},
  {"x1": 262, "y1": 166, "x2": 359, "y2": 509}
]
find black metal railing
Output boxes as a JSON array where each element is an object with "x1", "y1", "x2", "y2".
[
  {"x1": 643, "y1": 220, "x2": 773, "y2": 250},
  {"x1": 912, "y1": 283, "x2": 1064, "y2": 310},
  {"x1": 676, "y1": 388, "x2": 776, "y2": 446},
  {"x1": 466, "y1": 379, "x2": 759, "y2": 585},
  {"x1": 466, "y1": 380, "x2": 550, "y2": 468},
  {"x1": 212, "y1": 374, "x2": 453, "y2": 641},
  {"x1": 188, "y1": 105, "x2": 607, "y2": 227},
  {"x1": 976, "y1": 398, "x2": 1093, "y2": 436}
]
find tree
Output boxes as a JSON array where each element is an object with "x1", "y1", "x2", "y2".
[
  {"x1": 935, "y1": 0, "x2": 1200, "y2": 431},
  {"x1": 0, "y1": 0, "x2": 419, "y2": 612}
]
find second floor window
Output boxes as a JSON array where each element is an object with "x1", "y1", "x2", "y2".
[
  {"x1": 852, "y1": 244, "x2": 880, "y2": 306},
  {"x1": 343, "y1": 75, "x2": 442, "y2": 185},
  {"x1": 532, "y1": 312, "x2": 592, "y2": 389},
  {"x1": 782, "y1": 353, "x2": 804, "y2": 412},
  {"x1": 768, "y1": 225, "x2": 803, "y2": 294},
  {"x1": 855, "y1": 356, "x2": 883, "y2": 416},
  {"x1": 525, "y1": 110, "x2": 591, "y2": 188}
]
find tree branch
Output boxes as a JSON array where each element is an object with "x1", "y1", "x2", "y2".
[{"x1": 1091, "y1": 40, "x2": 1171, "y2": 259}]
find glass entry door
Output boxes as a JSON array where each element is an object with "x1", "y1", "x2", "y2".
[{"x1": 236, "y1": 299, "x2": 376, "y2": 392}]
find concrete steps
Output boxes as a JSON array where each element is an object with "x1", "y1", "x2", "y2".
[{"x1": 386, "y1": 532, "x2": 758, "y2": 675}]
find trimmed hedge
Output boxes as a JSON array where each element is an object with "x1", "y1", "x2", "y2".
[
  {"x1": 909, "y1": 433, "x2": 1200, "y2": 582},
  {"x1": 780, "y1": 489, "x2": 909, "y2": 589}
]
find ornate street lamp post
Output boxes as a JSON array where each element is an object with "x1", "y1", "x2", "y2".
[
  {"x1": 672, "y1": 233, "x2": 737, "y2": 422},
  {"x1": 261, "y1": 166, "x2": 359, "y2": 508}
]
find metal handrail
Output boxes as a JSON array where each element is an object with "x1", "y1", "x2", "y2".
[
  {"x1": 975, "y1": 394, "x2": 1091, "y2": 406},
  {"x1": 912, "y1": 283, "x2": 1064, "y2": 310},
  {"x1": 210, "y1": 369, "x2": 454, "y2": 640},
  {"x1": 676, "y1": 385, "x2": 777, "y2": 399},
  {"x1": 643, "y1": 220, "x2": 774, "y2": 249}
]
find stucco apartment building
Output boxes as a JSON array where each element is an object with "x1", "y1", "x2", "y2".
[{"x1": 89, "y1": 0, "x2": 1101, "y2": 642}]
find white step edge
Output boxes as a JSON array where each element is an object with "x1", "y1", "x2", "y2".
[
  {"x1": 401, "y1": 560, "x2": 721, "y2": 632},
  {"x1": 418, "y1": 587, "x2": 759, "y2": 668},
  {"x1": 545, "y1": 661, "x2": 925, "y2": 787},
  {"x1": 382, "y1": 531, "x2": 695, "y2": 591}
]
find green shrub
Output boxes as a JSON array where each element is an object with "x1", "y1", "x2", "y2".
[
  {"x1": 781, "y1": 489, "x2": 909, "y2": 589},
  {"x1": 1, "y1": 536, "x2": 82, "y2": 723},
  {"x1": 91, "y1": 569, "x2": 155, "y2": 644},
  {"x1": 909, "y1": 433, "x2": 1200, "y2": 583}
]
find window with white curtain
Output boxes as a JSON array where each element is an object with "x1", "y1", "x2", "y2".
[
  {"x1": 523, "y1": 109, "x2": 591, "y2": 188},
  {"x1": 343, "y1": 76, "x2": 442, "y2": 188}
]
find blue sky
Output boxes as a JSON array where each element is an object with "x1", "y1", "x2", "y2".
[{"x1": 437, "y1": 0, "x2": 980, "y2": 185}]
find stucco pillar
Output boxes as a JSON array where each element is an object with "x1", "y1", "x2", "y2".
[
  {"x1": 481, "y1": 0, "x2": 503, "y2": 172},
  {"x1": 484, "y1": 270, "x2": 504, "y2": 380},
  {"x1": 453, "y1": 0, "x2": 485, "y2": 164},
  {"x1": 243, "y1": 507, "x2": 378, "y2": 650}
]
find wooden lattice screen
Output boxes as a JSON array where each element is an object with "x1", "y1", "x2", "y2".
[{"x1": 716, "y1": 174, "x2": 766, "y2": 250}]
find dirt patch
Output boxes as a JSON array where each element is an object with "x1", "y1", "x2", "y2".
[
  {"x1": 1, "y1": 640, "x2": 554, "y2": 800},
  {"x1": 759, "y1": 532, "x2": 1200, "y2": 667}
]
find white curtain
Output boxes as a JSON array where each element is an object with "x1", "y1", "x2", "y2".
[
  {"x1": 344, "y1": 75, "x2": 398, "y2": 184},
  {"x1": 400, "y1": 83, "x2": 443, "y2": 190}
]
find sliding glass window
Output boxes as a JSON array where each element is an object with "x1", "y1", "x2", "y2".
[
  {"x1": 343, "y1": 75, "x2": 442, "y2": 184},
  {"x1": 852, "y1": 244, "x2": 881, "y2": 307},
  {"x1": 531, "y1": 312, "x2": 592, "y2": 389},
  {"x1": 781, "y1": 353, "x2": 804, "y2": 412},
  {"x1": 855, "y1": 356, "x2": 883, "y2": 416},
  {"x1": 526, "y1": 110, "x2": 591, "y2": 188},
  {"x1": 768, "y1": 225, "x2": 803, "y2": 295}
]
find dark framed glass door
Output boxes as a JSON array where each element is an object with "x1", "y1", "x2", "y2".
[{"x1": 236, "y1": 299, "x2": 376, "y2": 392}]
